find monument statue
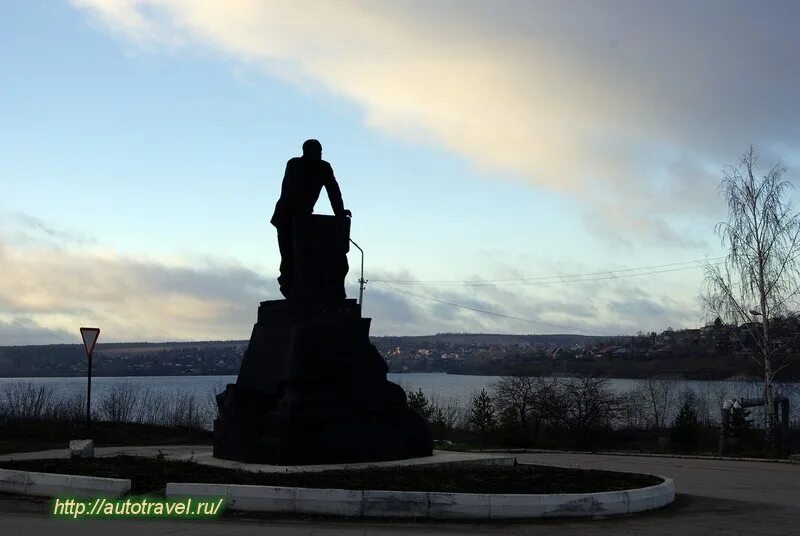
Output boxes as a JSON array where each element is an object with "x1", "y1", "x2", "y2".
[
  {"x1": 213, "y1": 140, "x2": 432, "y2": 465},
  {"x1": 270, "y1": 139, "x2": 351, "y2": 299}
]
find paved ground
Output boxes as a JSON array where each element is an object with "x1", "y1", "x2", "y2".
[
  {"x1": 516, "y1": 451, "x2": 800, "y2": 508},
  {"x1": 2, "y1": 450, "x2": 799, "y2": 535},
  {"x1": 0, "y1": 446, "x2": 515, "y2": 473}
]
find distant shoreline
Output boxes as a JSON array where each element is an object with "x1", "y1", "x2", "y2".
[
  {"x1": 0, "y1": 371, "x2": 772, "y2": 383},
  {"x1": 3, "y1": 331, "x2": 797, "y2": 381}
]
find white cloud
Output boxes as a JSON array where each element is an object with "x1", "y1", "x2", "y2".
[
  {"x1": 70, "y1": 1, "x2": 800, "y2": 244},
  {"x1": 0, "y1": 317, "x2": 75, "y2": 346},
  {"x1": 0, "y1": 213, "x2": 703, "y2": 343},
  {"x1": 0, "y1": 216, "x2": 278, "y2": 342},
  {"x1": 11, "y1": 1, "x2": 798, "y2": 340}
]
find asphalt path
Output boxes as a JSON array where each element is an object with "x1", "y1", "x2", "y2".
[
  {"x1": 1, "y1": 451, "x2": 799, "y2": 535},
  {"x1": 515, "y1": 451, "x2": 800, "y2": 508}
]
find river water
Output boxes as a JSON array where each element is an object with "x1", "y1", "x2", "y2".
[
  {"x1": 0, "y1": 373, "x2": 795, "y2": 406},
  {"x1": 0, "y1": 373, "x2": 796, "y2": 428}
]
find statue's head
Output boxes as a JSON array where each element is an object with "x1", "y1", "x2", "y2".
[{"x1": 302, "y1": 139, "x2": 322, "y2": 161}]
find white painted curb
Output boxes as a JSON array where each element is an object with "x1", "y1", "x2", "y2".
[
  {"x1": 0, "y1": 468, "x2": 131, "y2": 498},
  {"x1": 166, "y1": 477, "x2": 674, "y2": 519}
]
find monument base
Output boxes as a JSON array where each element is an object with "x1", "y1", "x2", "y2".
[{"x1": 213, "y1": 299, "x2": 432, "y2": 465}]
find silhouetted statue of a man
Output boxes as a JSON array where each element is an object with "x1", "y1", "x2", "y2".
[{"x1": 270, "y1": 139, "x2": 351, "y2": 298}]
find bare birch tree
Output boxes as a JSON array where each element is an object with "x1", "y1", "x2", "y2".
[
  {"x1": 638, "y1": 376, "x2": 677, "y2": 430},
  {"x1": 703, "y1": 145, "x2": 800, "y2": 446}
]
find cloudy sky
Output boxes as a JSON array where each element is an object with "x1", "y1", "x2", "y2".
[{"x1": 2, "y1": 1, "x2": 799, "y2": 344}]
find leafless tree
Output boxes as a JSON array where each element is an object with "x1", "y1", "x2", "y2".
[
  {"x1": 711, "y1": 382, "x2": 731, "y2": 418},
  {"x1": 59, "y1": 391, "x2": 88, "y2": 422},
  {"x1": 98, "y1": 381, "x2": 140, "y2": 422},
  {"x1": 489, "y1": 375, "x2": 540, "y2": 431},
  {"x1": 553, "y1": 377, "x2": 620, "y2": 435},
  {"x1": 618, "y1": 390, "x2": 648, "y2": 429},
  {"x1": 135, "y1": 388, "x2": 168, "y2": 425},
  {"x1": 429, "y1": 395, "x2": 465, "y2": 433},
  {"x1": 703, "y1": 145, "x2": 800, "y2": 444},
  {"x1": 167, "y1": 390, "x2": 207, "y2": 429},
  {"x1": 638, "y1": 377, "x2": 677, "y2": 430},
  {"x1": 0, "y1": 382, "x2": 57, "y2": 420},
  {"x1": 693, "y1": 381, "x2": 715, "y2": 426}
]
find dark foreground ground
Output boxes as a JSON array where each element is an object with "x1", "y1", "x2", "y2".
[
  {"x1": 0, "y1": 421, "x2": 212, "y2": 455},
  {"x1": 0, "y1": 455, "x2": 660, "y2": 495},
  {"x1": 2, "y1": 451, "x2": 800, "y2": 534}
]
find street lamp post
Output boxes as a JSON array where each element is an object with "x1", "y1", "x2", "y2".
[{"x1": 349, "y1": 238, "x2": 366, "y2": 307}]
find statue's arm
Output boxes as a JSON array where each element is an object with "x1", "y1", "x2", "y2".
[
  {"x1": 323, "y1": 164, "x2": 347, "y2": 217},
  {"x1": 279, "y1": 160, "x2": 292, "y2": 201},
  {"x1": 270, "y1": 160, "x2": 293, "y2": 227}
]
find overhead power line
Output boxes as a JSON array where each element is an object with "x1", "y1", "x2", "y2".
[
  {"x1": 370, "y1": 256, "x2": 725, "y2": 287},
  {"x1": 369, "y1": 282, "x2": 614, "y2": 336},
  {"x1": 389, "y1": 262, "x2": 725, "y2": 287},
  {"x1": 355, "y1": 256, "x2": 725, "y2": 335}
]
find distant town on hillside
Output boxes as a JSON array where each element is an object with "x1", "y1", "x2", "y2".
[{"x1": 3, "y1": 319, "x2": 800, "y2": 381}]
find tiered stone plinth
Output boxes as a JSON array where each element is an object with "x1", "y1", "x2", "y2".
[{"x1": 213, "y1": 215, "x2": 432, "y2": 465}]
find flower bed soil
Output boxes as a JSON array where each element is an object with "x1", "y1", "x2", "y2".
[{"x1": 0, "y1": 455, "x2": 662, "y2": 496}]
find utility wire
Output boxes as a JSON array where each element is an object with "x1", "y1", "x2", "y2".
[
  {"x1": 370, "y1": 256, "x2": 725, "y2": 286},
  {"x1": 355, "y1": 256, "x2": 726, "y2": 336},
  {"x1": 369, "y1": 282, "x2": 614, "y2": 336},
  {"x1": 379, "y1": 262, "x2": 725, "y2": 288}
]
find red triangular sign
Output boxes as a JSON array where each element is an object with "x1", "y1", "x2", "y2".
[{"x1": 80, "y1": 327, "x2": 100, "y2": 358}]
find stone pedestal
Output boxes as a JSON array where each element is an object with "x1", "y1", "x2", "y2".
[
  {"x1": 288, "y1": 214, "x2": 350, "y2": 303},
  {"x1": 213, "y1": 215, "x2": 432, "y2": 465}
]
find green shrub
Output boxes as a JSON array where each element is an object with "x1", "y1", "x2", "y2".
[
  {"x1": 467, "y1": 389, "x2": 496, "y2": 447},
  {"x1": 407, "y1": 388, "x2": 433, "y2": 419},
  {"x1": 670, "y1": 401, "x2": 700, "y2": 452}
]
